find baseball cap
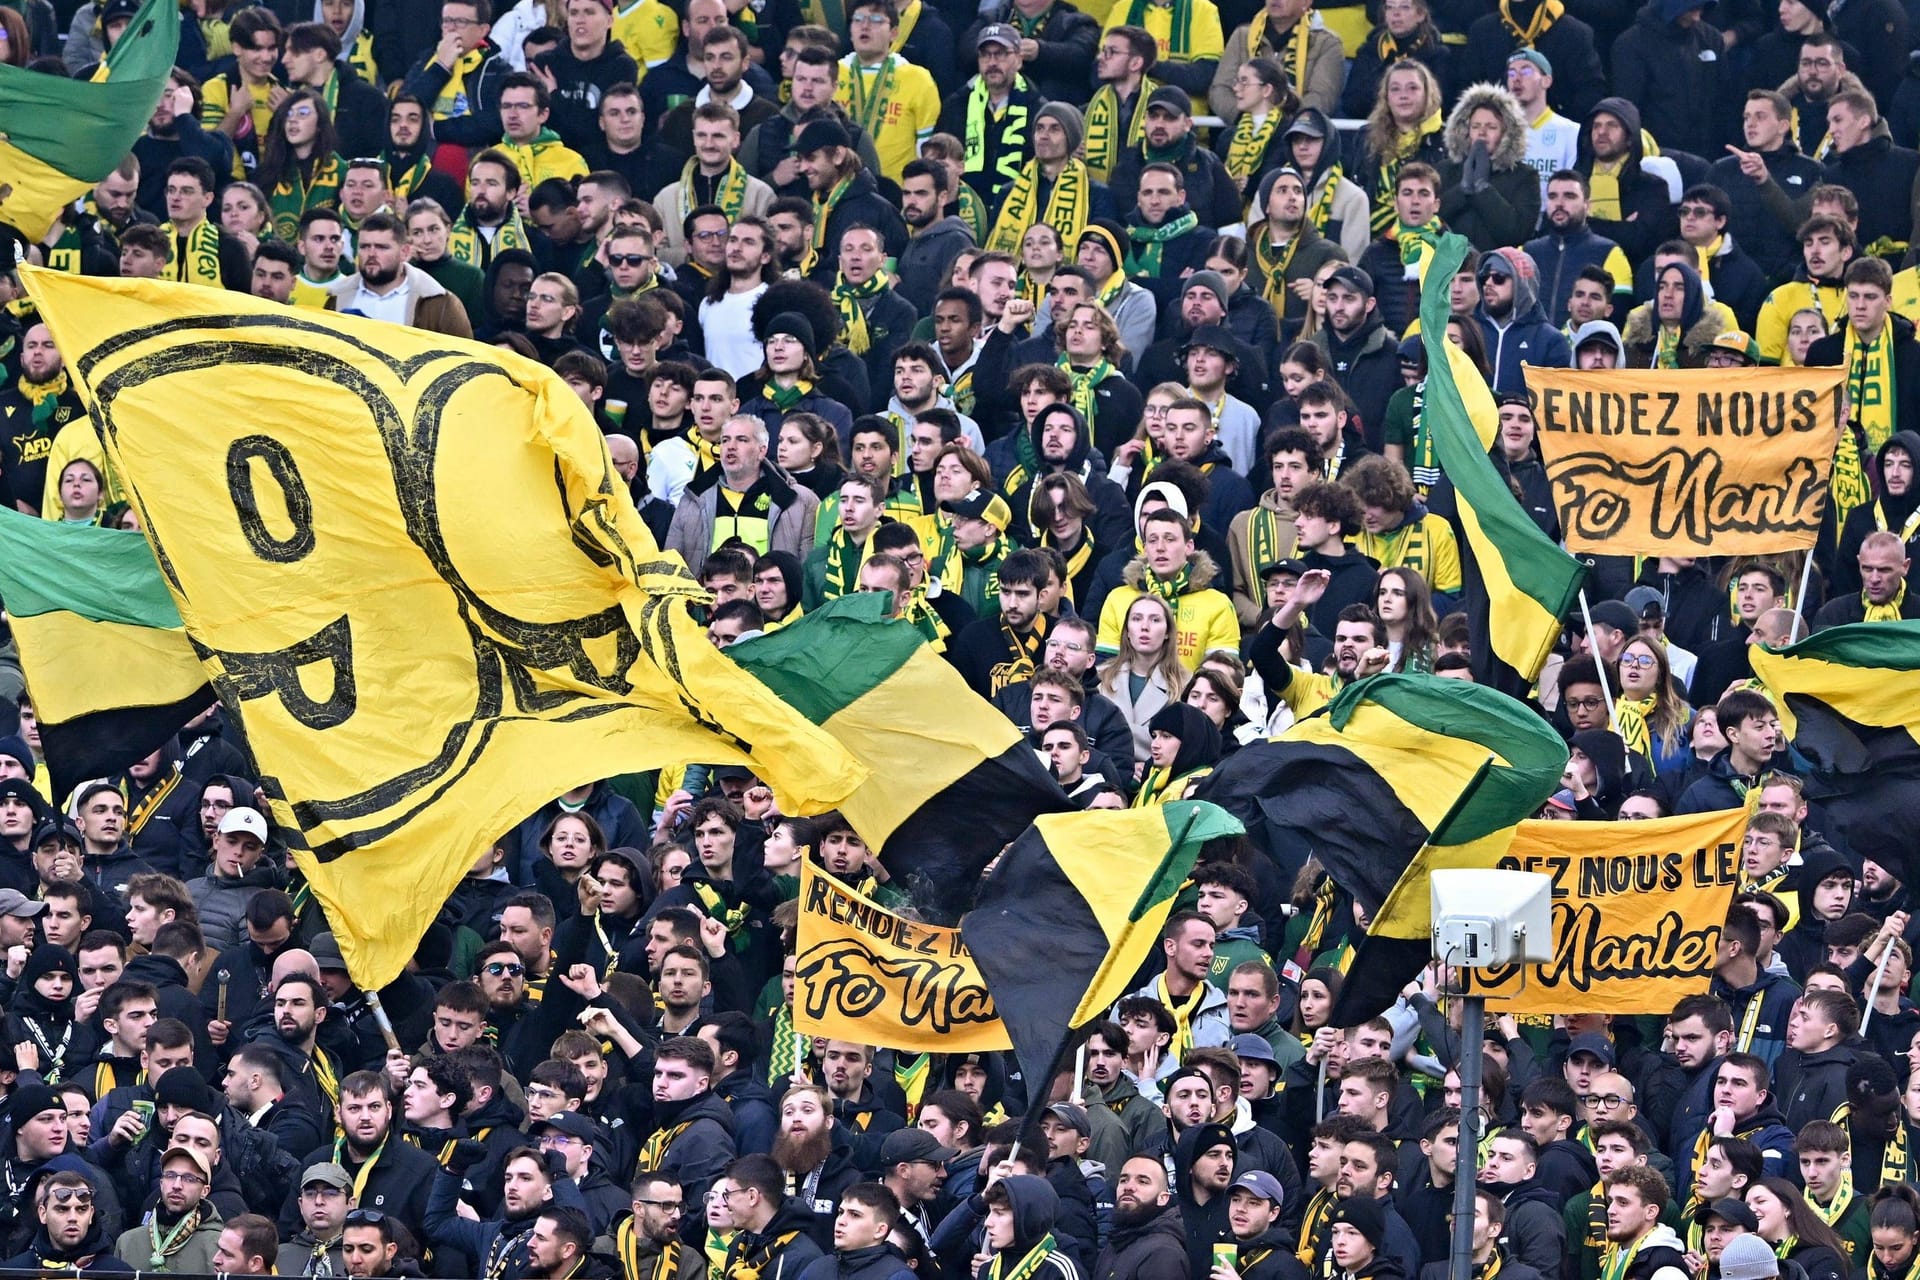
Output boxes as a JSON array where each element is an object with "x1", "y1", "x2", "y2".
[
  {"x1": 1508, "y1": 48, "x2": 1552, "y2": 77},
  {"x1": 1324, "y1": 264, "x2": 1373, "y2": 297},
  {"x1": 975, "y1": 22, "x2": 1019, "y2": 48},
  {"x1": 1283, "y1": 113, "x2": 1326, "y2": 139},
  {"x1": 1702, "y1": 1198, "x2": 1760, "y2": 1233},
  {"x1": 1259, "y1": 558, "x2": 1307, "y2": 581},
  {"x1": 790, "y1": 118, "x2": 852, "y2": 155},
  {"x1": 1566, "y1": 1032, "x2": 1616, "y2": 1066},
  {"x1": 1624, "y1": 585, "x2": 1666, "y2": 622},
  {"x1": 0, "y1": 889, "x2": 48, "y2": 920},
  {"x1": 1546, "y1": 789, "x2": 1578, "y2": 814},
  {"x1": 217, "y1": 806, "x2": 269, "y2": 843},
  {"x1": 302, "y1": 1163, "x2": 353, "y2": 1193},
  {"x1": 534, "y1": 1111, "x2": 601, "y2": 1143},
  {"x1": 879, "y1": 1127, "x2": 958, "y2": 1166},
  {"x1": 1230, "y1": 1170, "x2": 1287, "y2": 1204},
  {"x1": 1708, "y1": 330, "x2": 1761, "y2": 364},
  {"x1": 1044, "y1": 1103, "x2": 1091, "y2": 1136},
  {"x1": 1587, "y1": 599, "x2": 1639, "y2": 635},
  {"x1": 1231, "y1": 1033, "x2": 1280, "y2": 1065},
  {"x1": 29, "y1": 819, "x2": 81, "y2": 851},
  {"x1": 941, "y1": 489, "x2": 1012, "y2": 532},
  {"x1": 161, "y1": 1144, "x2": 213, "y2": 1183},
  {"x1": 1146, "y1": 84, "x2": 1191, "y2": 115}
]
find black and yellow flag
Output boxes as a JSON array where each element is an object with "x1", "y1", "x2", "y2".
[
  {"x1": 1197, "y1": 674, "x2": 1569, "y2": 1024},
  {"x1": 21, "y1": 268, "x2": 866, "y2": 989},
  {"x1": 960, "y1": 800, "x2": 1244, "y2": 1114},
  {"x1": 1751, "y1": 621, "x2": 1920, "y2": 882}
]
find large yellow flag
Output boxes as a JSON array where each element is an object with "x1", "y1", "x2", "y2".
[{"x1": 21, "y1": 269, "x2": 866, "y2": 988}]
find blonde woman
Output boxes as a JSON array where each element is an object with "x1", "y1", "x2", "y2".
[
  {"x1": 1097, "y1": 593, "x2": 1190, "y2": 770},
  {"x1": 1357, "y1": 60, "x2": 1445, "y2": 242},
  {"x1": 1613, "y1": 636, "x2": 1692, "y2": 776}
]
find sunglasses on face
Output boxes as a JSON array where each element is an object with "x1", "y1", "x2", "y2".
[{"x1": 483, "y1": 961, "x2": 525, "y2": 977}]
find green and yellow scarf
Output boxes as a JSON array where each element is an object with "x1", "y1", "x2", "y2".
[
  {"x1": 1127, "y1": 210, "x2": 1199, "y2": 276},
  {"x1": 682, "y1": 156, "x2": 752, "y2": 221},
  {"x1": 1059, "y1": 355, "x2": 1114, "y2": 428},
  {"x1": 987, "y1": 1235, "x2": 1059, "y2": 1280},
  {"x1": 167, "y1": 219, "x2": 226, "y2": 288},
  {"x1": 963, "y1": 75, "x2": 1032, "y2": 194},
  {"x1": 1225, "y1": 110, "x2": 1281, "y2": 181},
  {"x1": 268, "y1": 151, "x2": 343, "y2": 243},
  {"x1": 821, "y1": 524, "x2": 874, "y2": 599},
  {"x1": 833, "y1": 269, "x2": 890, "y2": 355},
  {"x1": 1084, "y1": 77, "x2": 1158, "y2": 181},
  {"x1": 1244, "y1": 8, "x2": 1311, "y2": 98},
  {"x1": 1369, "y1": 112, "x2": 1441, "y2": 238},
  {"x1": 1866, "y1": 581, "x2": 1909, "y2": 622}
]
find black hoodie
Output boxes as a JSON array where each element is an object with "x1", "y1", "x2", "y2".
[
  {"x1": 1574, "y1": 97, "x2": 1679, "y2": 263},
  {"x1": 976, "y1": 1176, "x2": 1077, "y2": 1280},
  {"x1": 1777, "y1": 844, "x2": 1853, "y2": 983},
  {"x1": 1835, "y1": 428, "x2": 1920, "y2": 597},
  {"x1": 2, "y1": 1222, "x2": 134, "y2": 1273},
  {"x1": 1173, "y1": 1122, "x2": 1239, "y2": 1279}
]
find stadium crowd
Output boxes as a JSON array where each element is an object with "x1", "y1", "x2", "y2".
[{"x1": 1, "y1": 0, "x2": 1920, "y2": 1272}]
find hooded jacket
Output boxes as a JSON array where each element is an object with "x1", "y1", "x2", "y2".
[
  {"x1": 5, "y1": 944, "x2": 100, "y2": 1087},
  {"x1": 664, "y1": 457, "x2": 821, "y2": 577},
  {"x1": 1172, "y1": 1122, "x2": 1238, "y2": 1280},
  {"x1": 1823, "y1": 132, "x2": 1920, "y2": 256},
  {"x1": 1780, "y1": 1040, "x2": 1860, "y2": 1134},
  {"x1": 1474, "y1": 248, "x2": 1573, "y2": 394},
  {"x1": 974, "y1": 1177, "x2": 1077, "y2": 1280},
  {"x1": 997, "y1": 405, "x2": 1137, "y2": 550},
  {"x1": 1091, "y1": 1202, "x2": 1186, "y2": 1280},
  {"x1": 1575, "y1": 98, "x2": 1679, "y2": 263},
  {"x1": 1775, "y1": 844, "x2": 1852, "y2": 984},
  {"x1": 1629, "y1": 234, "x2": 1769, "y2": 330},
  {"x1": 5, "y1": 1221, "x2": 134, "y2": 1274},
  {"x1": 1292, "y1": 109, "x2": 1371, "y2": 261},
  {"x1": 1835, "y1": 429, "x2": 1920, "y2": 596},
  {"x1": 1439, "y1": 85, "x2": 1542, "y2": 252},
  {"x1": 1611, "y1": 0, "x2": 1724, "y2": 156},
  {"x1": 1098, "y1": 551, "x2": 1241, "y2": 674},
  {"x1": 186, "y1": 860, "x2": 287, "y2": 953},
  {"x1": 1489, "y1": 1175, "x2": 1568, "y2": 1280},
  {"x1": 1312, "y1": 313, "x2": 1402, "y2": 452},
  {"x1": 1523, "y1": 222, "x2": 1632, "y2": 327},
  {"x1": 798, "y1": 1243, "x2": 920, "y2": 1280},
  {"x1": 643, "y1": 1091, "x2": 739, "y2": 1242},
  {"x1": 401, "y1": 39, "x2": 513, "y2": 147},
  {"x1": 1622, "y1": 262, "x2": 1737, "y2": 368}
]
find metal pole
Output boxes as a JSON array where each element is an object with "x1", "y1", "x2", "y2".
[
  {"x1": 1071, "y1": 1042, "x2": 1087, "y2": 1103},
  {"x1": 1863, "y1": 943, "x2": 1896, "y2": 1034},
  {"x1": 1576, "y1": 591, "x2": 1617, "y2": 728},
  {"x1": 1316, "y1": 1054, "x2": 1329, "y2": 1124},
  {"x1": 1790, "y1": 552, "x2": 1816, "y2": 637},
  {"x1": 1449, "y1": 996, "x2": 1488, "y2": 1280}
]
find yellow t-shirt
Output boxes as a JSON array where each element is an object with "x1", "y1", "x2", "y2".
[
  {"x1": 199, "y1": 75, "x2": 278, "y2": 180},
  {"x1": 614, "y1": 0, "x2": 678, "y2": 72},
  {"x1": 1756, "y1": 279, "x2": 1846, "y2": 365},
  {"x1": 291, "y1": 274, "x2": 337, "y2": 310},
  {"x1": 834, "y1": 55, "x2": 941, "y2": 183},
  {"x1": 1352, "y1": 514, "x2": 1462, "y2": 596},
  {"x1": 1271, "y1": 666, "x2": 1342, "y2": 720},
  {"x1": 1096, "y1": 583, "x2": 1240, "y2": 671},
  {"x1": 1100, "y1": 0, "x2": 1223, "y2": 112}
]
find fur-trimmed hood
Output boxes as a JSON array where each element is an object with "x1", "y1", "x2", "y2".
[
  {"x1": 1122, "y1": 549, "x2": 1221, "y2": 594},
  {"x1": 1622, "y1": 299, "x2": 1734, "y2": 361},
  {"x1": 1444, "y1": 83, "x2": 1529, "y2": 170}
]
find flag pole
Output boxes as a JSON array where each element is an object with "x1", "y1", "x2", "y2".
[
  {"x1": 1576, "y1": 590, "x2": 1617, "y2": 727},
  {"x1": 1790, "y1": 551, "x2": 1816, "y2": 637},
  {"x1": 1071, "y1": 1042, "x2": 1086, "y2": 1104},
  {"x1": 1863, "y1": 943, "x2": 1895, "y2": 1034},
  {"x1": 1447, "y1": 986, "x2": 1486, "y2": 1280}
]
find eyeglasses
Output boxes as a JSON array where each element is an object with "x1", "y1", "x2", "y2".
[
  {"x1": 635, "y1": 1199, "x2": 684, "y2": 1213},
  {"x1": 287, "y1": 105, "x2": 317, "y2": 120},
  {"x1": 1618, "y1": 653, "x2": 1657, "y2": 670},
  {"x1": 1678, "y1": 204, "x2": 1717, "y2": 218},
  {"x1": 849, "y1": 11, "x2": 890, "y2": 22},
  {"x1": 1579, "y1": 1093, "x2": 1630, "y2": 1110},
  {"x1": 693, "y1": 229, "x2": 727, "y2": 240},
  {"x1": 45, "y1": 1188, "x2": 92, "y2": 1207},
  {"x1": 345, "y1": 1210, "x2": 387, "y2": 1226},
  {"x1": 483, "y1": 961, "x2": 526, "y2": 977},
  {"x1": 1564, "y1": 696, "x2": 1605, "y2": 711},
  {"x1": 608, "y1": 253, "x2": 654, "y2": 267},
  {"x1": 440, "y1": 15, "x2": 481, "y2": 25},
  {"x1": 160, "y1": 1171, "x2": 207, "y2": 1186}
]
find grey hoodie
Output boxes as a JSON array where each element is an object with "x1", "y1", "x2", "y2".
[{"x1": 1569, "y1": 319, "x2": 1626, "y2": 368}]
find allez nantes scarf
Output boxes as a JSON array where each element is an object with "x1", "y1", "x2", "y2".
[
  {"x1": 1243, "y1": 8, "x2": 1312, "y2": 98},
  {"x1": 167, "y1": 220, "x2": 226, "y2": 288},
  {"x1": 1084, "y1": 78, "x2": 1159, "y2": 180},
  {"x1": 682, "y1": 156, "x2": 752, "y2": 221},
  {"x1": 987, "y1": 159, "x2": 1092, "y2": 254},
  {"x1": 1226, "y1": 111, "x2": 1281, "y2": 181}
]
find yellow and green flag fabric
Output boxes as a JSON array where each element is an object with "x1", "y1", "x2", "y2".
[
  {"x1": 0, "y1": 508, "x2": 212, "y2": 798},
  {"x1": 0, "y1": 0, "x2": 178, "y2": 241},
  {"x1": 959, "y1": 799, "x2": 1244, "y2": 1113},
  {"x1": 1198, "y1": 674, "x2": 1568, "y2": 1024},
  {"x1": 1413, "y1": 231, "x2": 1586, "y2": 694},
  {"x1": 1751, "y1": 621, "x2": 1920, "y2": 881},
  {"x1": 20, "y1": 267, "x2": 867, "y2": 990},
  {"x1": 727, "y1": 593, "x2": 1072, "y2": 921}
]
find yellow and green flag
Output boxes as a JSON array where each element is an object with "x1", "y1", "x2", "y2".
[
  {"x1": 0, "y1": 0, "x2": 178, "y2": 241},
  {"x1": 1413, "y1": 231, "x2": 1586, "y2": 694},
  {"x1": 0, "y1": 508, "x2": 211, "y2": 798},
  {"x1": 960, "y1": 800, "x2": 1245, "y2": 1113},
  {"x1": 1751, "y1": 621, "x2": 1920, "y2": 882},
  {"x1": 1197, "y1": 674, "x2": 1568, "y2": 1024},
  {"x1": 727, "y1": 593, "x2": 1071, "y2": 921},
  {"x1": 20, "y1": 266, "x2": 867, "y2": 990}
]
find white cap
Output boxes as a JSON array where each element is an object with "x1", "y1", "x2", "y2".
[{"x1": 217, "y1": 807, "x2": 269, "y2": 843}]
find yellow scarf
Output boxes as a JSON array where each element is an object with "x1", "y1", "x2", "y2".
[
  {"x1": 1370, "y1": 112, "x2": 1441, "y2": 238},
  {"x1": 1225, "y1": 110, "x2": 1281, "y2": 181},
  {"x1": 433, "y1": 45, "x2": 486, "y2": 119},
  {"x1": 637, "y1": 1122, "x2": 690, "y2": 1172},
  {"x1": 681, "y1": 156, "x2": 751, "y2": 221},
  {"x1": 1866, "y1": 581, "x2": 1909, "y2": 622},
  {"x1": 1244, "y1": 9, "x2": 1311, "y2": 99},
  {"x1": 833, "y1": 269, "x2": 890, "y2": 355},
  {"x1": 1058, "y1": 355, "x2": 1114, "y2": 427},
  {"x1": 166, "y1": 219, "x2": 226, "y2": 287},
  {"x1": 1499, "y1": 0, "x2": 1565, "y2": 44},
  {"x1": 1839, "y1": 322, "x2": 1896, "y2": 522},
  {"x1": 1084, "y1": 78, "x2": 1158, "y2": 181},
  {"x1": 1588, "y1": 159, "x2": 1623, "y2": 223},
  {"x1": 811, "y1": 172, "x2": 856, "y2": 253},
  {"x1": 986, "y1": 158, "x2": 1092, "y2": 254},
  {"x1": 843, "y1": 54, "x2": 902, "y2": 142},
  {"x1": 1154, "y1": 972, "x2": 1208, "y2": 1057},
  {"x1": 889, "y1": 0, "x2": 923, "y2": 48},
  {"x1": 1252, "y1": 225, "x2": 1300, "y2": 312}
]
